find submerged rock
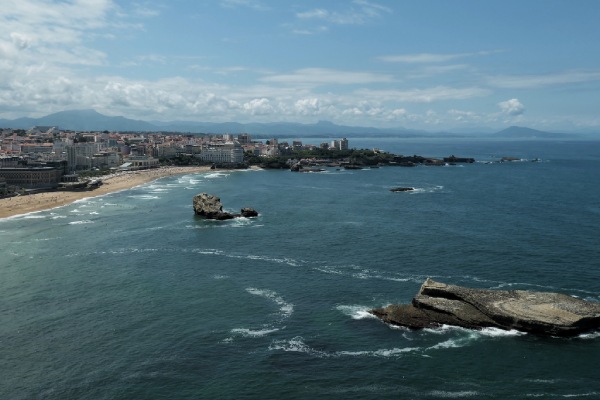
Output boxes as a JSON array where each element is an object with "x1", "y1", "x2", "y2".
[
  {"x1": 193, "y1": 193, "x2": 258, "y2": 220},
  {"x1": 370, "y1": 279, "x2": 600, "y2": 337}
]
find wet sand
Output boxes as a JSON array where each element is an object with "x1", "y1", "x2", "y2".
[{"x1": 0, "y1": 166, "x2": 216, "y2": 219}]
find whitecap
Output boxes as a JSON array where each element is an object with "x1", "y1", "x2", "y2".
[
  {"x1": 190, "y1": 248, "x2": 224, "y2": 256},
  {"x1": 230, "y1": 327, "x2": 280, "y2": 337},
  {"x1": 108, "y1": 247, "x2": 159, "y2": 254},
  {"x1": 69, "y1": 220, "x2": 94, "y2": 225},
  {"x1": 561, "y1": 392, "x2": 600, "y2": 398},
  {"x1": 338, "y1": 347, "x2": 421, "y2": 358},
  {"x1": 73, "y1": 197, "x2": 94, "y2": 204},
  {"x1": 269, "y1": 337, "x2": 420, "y2": 359},
  {"x1": 427, "y1": 338, "x2": 467, "y2": 350},
  {"x1": 428, "y1": 390, "x2": 479, "y2": 398},
  {"x1": 268, "y1": 337, "x2": 329, "y2": 358},
  {"x1": 238, "y1": 254, "x2": 300, "y2": 267},
  {"x1": 577, "y1": 331, "x2": 600, "y2": 340},
  {"x1": 478, "y1": 327, "x2": 526, "y2": 337},
  {"x1": 336, "y1": 305, "x2": 378, "y2": 320},
  {"x1": 127, "y1": 195, "x2": 160, "y2": 200},
  {"x1": 205, "y1": 172, "x2": 229, "y2": 179},
  {"x1": 246, "y1": 287, "x2": 294, "y2": 319}
]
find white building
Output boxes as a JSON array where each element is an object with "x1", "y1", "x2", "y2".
[
  {"x1": 198, "y1": 142, "x2": 244, "y2": 163},
  {"x1": 123, "y1": 155, "x2": 160, "y2": 170},
  {"x1": 330, "y1": 138, "x2": 349, "y2": 151}
]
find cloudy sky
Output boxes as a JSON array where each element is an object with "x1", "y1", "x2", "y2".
[{"x1": 1, "y1": 0, "x2": 599, "y2": 131}]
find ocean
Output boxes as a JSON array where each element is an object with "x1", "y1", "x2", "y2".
[{"x1": 1, "y1": 138, "x2": 599, "y2": 399}]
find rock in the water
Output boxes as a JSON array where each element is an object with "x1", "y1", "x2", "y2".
[
  {"x1": 192, "y1": 193, "x2": 258, "y2": 220},
  {"x1": 390, "y1": 187, "x2": 414, "y2": 192},
  {"x1": 370, "y1": 278, "x2": 600, "y2": 337},
  {"x1": 241, "y1": 207, "x2": 258, "y2": 218}
]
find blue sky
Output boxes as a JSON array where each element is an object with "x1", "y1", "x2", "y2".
[{"x1": 1, "y1": 0, "x2": 599, "y2": 132}]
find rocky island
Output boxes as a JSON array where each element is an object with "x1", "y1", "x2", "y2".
[
  {"x1": 370, "y1": 279, "x2": 600, "y2": 337},
  {"x1": 193, "y1": 193, "x2": 258, "y2": 220}
]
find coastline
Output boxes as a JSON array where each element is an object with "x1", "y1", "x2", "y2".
[{"x1": 0, "y1": 166, "x2": 216, "y2": 219}]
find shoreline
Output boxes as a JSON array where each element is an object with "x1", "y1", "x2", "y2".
[{"x1": 0, "y1": 166, "x2": 217, "y2": 219}]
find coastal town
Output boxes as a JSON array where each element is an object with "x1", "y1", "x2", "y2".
[
  {"x1": 0, "y1": 126, "x2": 355, "y2": 196},
  {"x1": 0, "y1": 126, "x2": 478, "y2": 219}
]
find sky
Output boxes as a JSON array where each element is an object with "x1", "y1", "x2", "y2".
[{"x1": 1, "y1": 0, "x2": 600, "y2": 132}]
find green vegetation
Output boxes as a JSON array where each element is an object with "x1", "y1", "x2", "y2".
[
  {"x1": 77, "y1": 168, "x2": 113, "y2": 178},
  {"x1": 159, "y1": 154, "x2": 206, "y2": 166},
  {"x1": 246, "y1": 148, "x2": 394, "y2": 169}
]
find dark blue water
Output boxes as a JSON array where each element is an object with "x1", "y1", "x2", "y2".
[{"x1": 1, "y1": 139, "x2": 599, "y2": 399}]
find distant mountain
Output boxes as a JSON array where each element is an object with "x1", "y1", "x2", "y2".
[
  {"x1": 0, "y1": 109, "x2": 158, "y2": 132},
  {"x1": 0, "y1": 109, "x2": 429, "y2": 137},
  {"x1": 0, "y1": 109, "x2": 588, "y2": 139},
  {"x1": 492, "y1": 126, "x2": 576, "y2": 139}
]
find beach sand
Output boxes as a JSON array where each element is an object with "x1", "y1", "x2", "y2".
[{"x1": 0, "y1": 166, "x2": 216, "y2": 219}]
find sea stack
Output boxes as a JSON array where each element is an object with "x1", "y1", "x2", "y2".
[{"x1": 193, "y1": 193, "x2": 258, "y2": 220}]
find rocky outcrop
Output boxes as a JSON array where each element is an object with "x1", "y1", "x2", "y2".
[
  {"x1": 443, "y1": 155, "x2": 475, "y2": 163},
  {"x1": 241, "y1": 207, "x2": 258, "y2": 218},
  {"x1": 390, "y1": 187, "x2": 414, "y2": 192},
  {"x1": 370, "y1": 279, "x2": 600, "y2": 337},
  {"x1": 193, "y1": 193, "x2": 258, "y2": 220}
]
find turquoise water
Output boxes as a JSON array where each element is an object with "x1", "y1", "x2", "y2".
[{"x1": 1, "y1": 139, "x2": 599, "y2": 399}]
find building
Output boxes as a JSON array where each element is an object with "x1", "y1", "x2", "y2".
[
  {"x1": 237, "y1": 134, "x2": 252, "y2": 144},
  {"x1": 330, "y1": 138, "x2": 349, "y2": 151},
  {"x1": 197, "y1": 142, "x2": 244, "y2": 164},
  {"x1": 91, "y1": 152, "x2": 121, "y2": 170},
  {"x1": 0, "y1": 167, "x2": 62, "y2": 188},
  {"x1": 123, "y1": 155, "x2": 160, "y2": 170},
  {"x1": 0, "y1": 156, "x2": 21, "y2": 168},
  {"x1": 66, "y1": 142, "x2": 102, "y2": 171}
]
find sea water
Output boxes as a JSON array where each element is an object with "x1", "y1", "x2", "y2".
[{"x1": 1, "y1": 139, "x2": 599, "y2": 399}]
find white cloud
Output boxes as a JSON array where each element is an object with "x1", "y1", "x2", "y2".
[
  {"x1": 379, "y1": 50, "x2": 504, "y2": 63},
  {"x1": 488, "y1": 70, "x2": 600, "y2": 89},
  {"x1": 262, "y1": 68, "x2": 394, "y2": 86},
  {"x1": 355, "y1": 86, "x2": 490, "y2": 103},
  {"x1": 498, "y1": 98, "x2": 525, "y2": 116},
  {"x1": 295, "y1": 98, "x2": 321, "y2": 115},
  {"x1": 10, "y1": 33, "x2": 33, "y2": 50},
  {"x1": 296, "y1": 0, "x2": 391, "y2": 26},
  {"x1": 297, "y1": 9, "x2": 329, "y2": 19},
  {"x1": 448, "y1": 109, "x2": 482, "y2": 123},
  {"x1": 0, "y1": 0, "x2": 116, "y2": 69},
  {"x1": 242, "y1": 98, "x2": 274, "y2": 115},
  {"x1": 379, "y1": 53, "x2": 465, "y2": 64},
  {"x1": 220, "y1": 0, "x2": 268, "y2": 11},
  {"x1": 131, "y1": 2, "x2": 161, "y2": 18}
]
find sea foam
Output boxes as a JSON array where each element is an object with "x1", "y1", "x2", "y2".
[{"x1": 335, "y1": 305, "x2": 378, "y2": 320}]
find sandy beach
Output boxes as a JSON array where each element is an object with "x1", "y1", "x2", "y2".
[{"x1": 0, "y1": 166, "x2": 216, "y2": 219}]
